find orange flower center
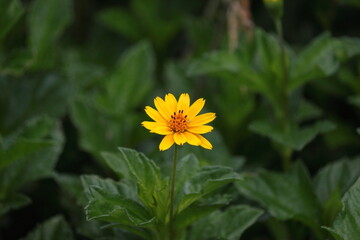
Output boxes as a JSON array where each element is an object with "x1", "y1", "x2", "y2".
[{"x1": 169, "y1": 110, "x2": 188, "y2": 132}]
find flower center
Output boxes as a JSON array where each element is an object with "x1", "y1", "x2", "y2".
[{"x1": 169, "y1": 110, "x2": 188, "y2": 132}]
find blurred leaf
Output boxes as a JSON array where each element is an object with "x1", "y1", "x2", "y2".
[
  {"x1": 336, "y1": 37, "x2": 360, "y2": 60},
  {"x1": 189, "y1": 205, "x2": 263, "y2": 240},
  {"x1": 0, "y1": 193, "x2": 30, "y2": 216},
  {"x1": 289, "y1": 33, "x2": 339, "y2": 91},
  {"x1": 28, "y1": 0, "x2": 73, "y2": 68},
  {"x1": 0, "y1": 0, "x2": 24, "y2": 43},
  {"x1": 0, "y1": 74, "x2": 69, "y2": 135},
  {"x1": 187, "y1": 51, "x2": 240, "y2": 76},
  {"x1": 357, "y1": 128, "x2": 360, "y2": 135},
  {"x1": 337, "y1": 0, "x2": 360, "y2": 8},
  {"x1": 21, "y1": 215, "x2": 74, "y2": 240},
  {"x1": 250, "y1": 119, "x2": 335, "y2": 150},
  {"x1": 0, "y1": 117, "x2": 63, "y2": 215},
  {"x1": 0, "y1": 138, "x2": 51, "y2": 170},
  {"x1": 97, "y1": 41, "x2": 155, "y2": 115},
  {"x1": 97, "y1": 8, "x2": 141, "y2": 41},
  {"x1": 184, "y1": 18, "x2": 214, "y2": 55},
  {"x1": 324, "y1": 177, "x2": 360, "y2": 240},
  {"x1": 236, "y1": 162, "x2": 322, "y2": 232},
  {"x1": 314, "y1": 157, "x2": 360, "y2": 205},
  {"x1": 54, "y1": 173, "x2": 86, "y2": 205}
]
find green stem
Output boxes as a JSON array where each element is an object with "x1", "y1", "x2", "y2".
[
  {"x1": 275, "y1": 18, "x2": 292, "y2": 171},
  {"x1": 169, "y1": 145, "x2": 179, "y2": 240}
]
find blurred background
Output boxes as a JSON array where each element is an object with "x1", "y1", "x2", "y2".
[{"x1": 0, "y1": 0, "x2": 359, "y2": 239}]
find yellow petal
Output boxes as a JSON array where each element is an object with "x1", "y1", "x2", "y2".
[
  {"x1": 154, "y1": 97, "x2": 172, "y2": 120},
  {"x1": 176, "y1": 93, "x2": 190, "y2": 112},
  {"x1": 188, "y1": 113, "x2": 216, "y2": 126},
  {"x1": 152, "y1": 126, "x2": 173, "y2": 135},
  {"x1": 184, "y1": 132, "x2": 201, "y2": 146},
  {"x1": 187, "y1": 125, "x2": 213, "y2": 134},
  {"x1": 174, "y1": 132, "x2": 187, "y2": 145},
  {"x1": 196, "y1": 134, "x2": 213, "y2": 150},
  {"x1": 142, "y1": 121, "x2": 161, "y2": 131},
  {"x1": 186, "y1": 98, "x2": 205, "y2": 120},
  {"x1": 165, "y1": 93, "x2": 177, "y2": 113},
  {"x1": 145, "y1": 106, "x2": 167, "y2": 124},
  {"x1": 159, "y1": 134, "x2": 175, "y2": 151}
]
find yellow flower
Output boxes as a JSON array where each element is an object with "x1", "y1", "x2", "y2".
[{"x1": 142, "y1": 93, "x2": 216, "y2": 151}]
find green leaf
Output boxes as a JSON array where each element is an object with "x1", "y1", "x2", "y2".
[
  {"x1": 28, "y1": 0, "x2": 73, "y2": 68},
  {"x1": 187, "y1": 51, "x2": 240, "y2": 76},
  {"x1": 97, "y1": 41, "x2": 155, "y2": 115},
  {"x1": 107, "y1": 147, "x2": 163, "y2": 207},
  {"x1": 189, "y1": 205, "x2": 263, "y2": 240},
  {"x1": 85, "y1": 187, "x2": 153, "y2": 239},
  {"x1": 0, "y1": 117, "x2": 63, "y2": 214},
  {"x1": 0, "y1": 75, "x2": 69, "y2": 135},
  {"x1": 324, "y1": 177, "x2": 360, "y2": 240},
  {"x1": 314, "y1": 157, "x2": 360, "y2": 205},
  {"x1": 21, "y1": 215, "x2": 74, "y2": 240},
  {"x1": 236, "y1": 162, "x2": 322, "y2": 231},
  {"x1": 250, "y1": 119, "x2": 335, "y2": 150},
  {"x1": 0, "y1": 139, "x2": 52, "y2": 170},
  {"x1": 0, "y1": 193, "x2": 31, "y2": 216},
  {"x1": 97, "y1": 8, "x2": 141, "y2": 41},
  {"x1": 289, "y1": 33, "x2": 339, "y2": 91},
  {"x1": 0, "y1": 0, "x2": 24, "y2": 43},
  {"x1": 178, "y1": 164, "x2": 240, "y2": 213}
]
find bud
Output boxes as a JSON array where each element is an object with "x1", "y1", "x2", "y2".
[{"x1": 263, "y1": 0, "x2": 283, "y2": 21}]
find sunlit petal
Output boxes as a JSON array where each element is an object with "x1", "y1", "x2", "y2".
[
  {"x1": 184, "y1": 132, "x2": 201, "y2": 146},
  {"x1": 176, "y1": 93, "x2": 190, "y2": 112},
  {"x1": 186, "y1": 98, "x2": 205, "y2": 120},
  {"x1": 145, "y1": 106, "x2": 167, "y2": 124},
  {"x1": 174, "y1": 132, "x2": 187, "y2": 145},
  {"x1": 187, "y1": 125, "x2": 213, "y2": 134},
  {"x1": 154, "y1": 97, "x2": 172, "y2": 120},
  {"x1": 165, "y1": 93, "x2": 178, "y2": 113},
  {"x1": 152, "y1": 126, "x2": 173, "y2": 135},
  {"x1": 159, "y1": 134, "x2": 174, "y2": 151},
  {"x1": 141, "y1": 121, "x2": 161, "y2": 131},
  {"x1": 196, "y1": 134, "x2": 213, "y2": 150},
  {"x1": 188, "y1": 113, "x2": 216, "y2": 126}
]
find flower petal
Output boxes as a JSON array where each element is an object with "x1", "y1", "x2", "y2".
[
  {"x1": 188, "y1": 113, "x2": 216, "y2": 126},
  {"x1": 154, "y1": 97, "x2": 172, "y2": 120},
  {"x1": 176, "y1": 93, "x2": 190, "y2": 112},
  {"x1": 186, "y1": 98, "x2": 205, "y2": 120},
  {"x1": 159, "y1": 134, "x2": 174, "y2": 151},
  {"x1": 184, "y1": 132, "x2": 201, "y2": 146},
  {"x1": 152, "y1": 126, "x2": 173, "y2": 135},
  {"x1": 196, "y1": 134, "x2": 213, "y2": 150},
  {"x1": 142, "y1": 121, "x2": 161, "y2": 131},
  {"x1": 145, "y1": 106, "x2": 167, "y2": 124},
  {"x1": 174, "y1": 132, "x2": 187, "y2": 145},
  {"x1": 187, "y1": 125, "x2": 213, "y2": 134},
  {"x1": 165, "y1": 93, "x2": 177, "y2": 113}
]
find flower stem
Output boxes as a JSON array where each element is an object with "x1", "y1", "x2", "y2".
[{"x1": 169, "y1": 145, "x2": 179, "y2": 240}]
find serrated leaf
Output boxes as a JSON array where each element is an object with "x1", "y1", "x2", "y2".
[
  {"x1": 189, "y1": 205, "x2": 263, "y2": 240},
  {"x1": 236, "y1": 162, "x2": 322, "y2": 232},
  {"x1": 324, "y1": 177, "x2": 360, "y2": 240},
  {"x1": 250, "y1": 119, "x2": 335, "y2": 150},
  {"x1": 21, "y1": 215, "x2": 74, "y2": 240},
  {"x1": 178, "y1": 165, "x2": 239, "y2": 212},
  {"x1": 85, "y1": 187, "x2": 153, "y2": 239},
  {"x1": 0, "y1": 0, "x2": 24, "y2": 43},
  {"x1": 28, "y1": 0, "x2": 73, "y2": 68}
]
